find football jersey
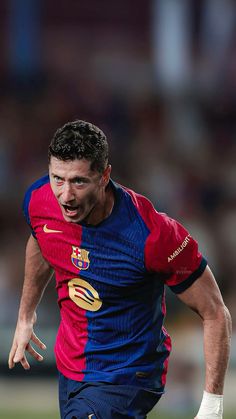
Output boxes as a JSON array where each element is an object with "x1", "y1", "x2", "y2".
[{"x1": 23, "y1": 176, "x2": 207, "y2": 391}]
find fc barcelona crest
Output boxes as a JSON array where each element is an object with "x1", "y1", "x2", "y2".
[{"x1": 71, "y1": 246, "x2": 90, "y2": 270}]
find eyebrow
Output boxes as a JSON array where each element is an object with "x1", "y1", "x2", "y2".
[{"x1": 51, "y1": 173, "x2": 90, "y2": 182}]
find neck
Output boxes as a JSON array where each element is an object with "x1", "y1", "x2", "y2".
[{"x1": 84, "y1": 183, "x2": 114, "y2": 226}]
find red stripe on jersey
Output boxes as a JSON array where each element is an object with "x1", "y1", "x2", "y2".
[
  {"x1": 28, "y1": 182, "x2": 89, "y2": 380},
  {"x1": 161, "y1": 330, "x2": 172, "y2": 386},
  {"x1": 55, "y1": 304, "x2": 88, "y2": 381},
  {"x1": 54, "y1": 230, "x2": 89, "y2": 380}
]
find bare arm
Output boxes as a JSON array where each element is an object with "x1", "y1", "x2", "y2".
[
  {"x1": 8, "y1": 235, "x2": 54, "y2": 370},
  {"x1": 177, "y1": 265, "x2": 232, "y2": 395}
]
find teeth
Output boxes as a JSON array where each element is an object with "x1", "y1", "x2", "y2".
[
  {"x1": 64, "y1": 205, "x2": 78, "y2": 211},
  {"x1": 64, "y1": 206, "x2": 79, "y2": 215}
]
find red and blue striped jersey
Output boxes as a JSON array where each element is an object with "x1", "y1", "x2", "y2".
[{"x1": 23, "y1": 176, "x2": 207, "y2": 391}]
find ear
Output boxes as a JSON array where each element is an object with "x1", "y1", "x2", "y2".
[{"x1": 100, "y1": 165, "x2": 112, "y2": 186}]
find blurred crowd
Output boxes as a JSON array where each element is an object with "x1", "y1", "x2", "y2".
[{"x1": 0, "y1": 0, "x2": 236, "y2": 334}]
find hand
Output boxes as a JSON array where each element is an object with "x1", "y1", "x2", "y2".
[
  {"x1": 194, "y1": 391, "x2": 223, "y2": 419},
  {"x1": 194, "y1": 416, "x2": 222, "y2": 419},
  {"x1": 8, "y1": 312, "x2": 46, "y2": 370}
]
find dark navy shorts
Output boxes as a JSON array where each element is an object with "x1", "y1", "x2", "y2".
[{"x1": 59, "y1": 372, "x2": 163, "y2": 419}]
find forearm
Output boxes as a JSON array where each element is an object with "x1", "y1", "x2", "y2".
[
  {"x1": 9, "y1": 235, "x2": 53, "y2": 369},
  {"x1": 177, "y1": 267, "x2": 232, "y2": 418},
  {"x1": 18, "y1": 235, "x2": 53, "y2": 322},
  {"x1": 203, "y1": 304, "x2": 232, "y2": 394}
]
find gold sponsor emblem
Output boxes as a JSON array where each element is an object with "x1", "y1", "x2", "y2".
[{"x1": 68, "y1": 278, "x2": 102, "y2": 311}]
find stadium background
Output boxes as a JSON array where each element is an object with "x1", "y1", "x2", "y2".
[{"x1": 0, "y1": 1, "x2": 235, "y2": 418}]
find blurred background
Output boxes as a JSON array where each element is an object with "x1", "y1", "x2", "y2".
[{"x1": 0, "y1": 0, "x2": 235, "y2": 418}]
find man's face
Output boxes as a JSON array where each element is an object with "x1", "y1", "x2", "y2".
[{"x1": 49, "y1": 157, "x2": 110, "y2": 223}]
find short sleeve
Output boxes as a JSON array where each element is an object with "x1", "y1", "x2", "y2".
[
  {"x1": 22, "y1": 175, "x2": 49, "y2": 238},
  {"x1": 22, "y1": 188, "x2": 36, "y2": 237},
  {"x1": 145, "y1": 214, "x2": 207, "y2": 293}
]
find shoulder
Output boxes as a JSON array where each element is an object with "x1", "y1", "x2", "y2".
[
  {"x1": 119, "y1": 183, "x2": 172, "y2": 233},
  {"x1": 23, "y1": 175, "x2": 51, "y2": 222},
  {"x1": 23, "y1": 174, "x2": 50, "y2": 204},
  {"x1": 118, "y1": 184, "x2": 157, "y2": 218},
  {"x1": 25, "y1": 174, "x2": 49, "y2": 192},
  {"x1": 113, "y1": 181, "x2": 182, "y2": 237}
]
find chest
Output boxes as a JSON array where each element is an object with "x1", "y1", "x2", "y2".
[{"x1": 34, "y1": 218, "x2": 148, "y2": 288}]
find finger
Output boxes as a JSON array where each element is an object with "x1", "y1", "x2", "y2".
[
  {"x1": 8, "y1": 358, "x2": 15, "y2": 369},
  {"x1": 19, "y1": 354, "x2": 30, "y2": 370},
  {"x1": 13, "y1": 343, "x2": 28, "y2": 364},
  {"x1": 26, "y1": 343, "x2": 44, "y2": 362},
  {"x1": 8, "y1": 343, "x2": 17, "y2": 368},
  {"x1": 8, "y1": 347, "x2": 16, "y2": 369},
  {"x1": 31, "y1": 332, "x2": 46, "y2": 350},
  {"x1": 13, "y1": 347, "x2": 30, "y2": 370}
]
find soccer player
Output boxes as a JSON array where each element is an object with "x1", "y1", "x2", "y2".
[{"x1": 9, "y1": 120, "x2": 231, "y2": 419}]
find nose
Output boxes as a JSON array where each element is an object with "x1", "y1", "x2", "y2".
[{"x1": 61, "y1": 183, "x2": 75, "y2": 203}]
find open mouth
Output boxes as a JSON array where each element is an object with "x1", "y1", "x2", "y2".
[{"x1": 62, "y1": 204, "x2": 80, "y2": 217}]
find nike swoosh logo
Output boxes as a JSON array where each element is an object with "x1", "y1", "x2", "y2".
[
  {"x1": 43, "y1": 224, "x2": 63, "y2": 234},
  {"x1": 88, "y1": 415, "x2": 95, "y2": 419}
]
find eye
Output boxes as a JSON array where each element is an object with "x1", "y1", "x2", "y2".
[
  {"x1": 73, "y1": 178, "x2": 88, "y2": 186},
  {"x1": 75, "y1": 179, "x2": 84, "y2": 185},
  {"x1": 54, "y1": 176, "x2": 63, "y2": 184}
]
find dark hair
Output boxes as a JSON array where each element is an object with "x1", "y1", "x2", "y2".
[{"x1": 48, "y1": 120, "x2": 109, "y2": 173}]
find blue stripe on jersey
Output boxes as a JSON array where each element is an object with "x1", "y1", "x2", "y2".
[
  {"x1": 78, "y1": 182, "x2": 167, "y2": 389},
  {"x1": 169, "y1": 257, "x2": 207, "y2": 294},
  {"x1": 22, "y1": 174, "x2": 49, "y2": 229}
]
